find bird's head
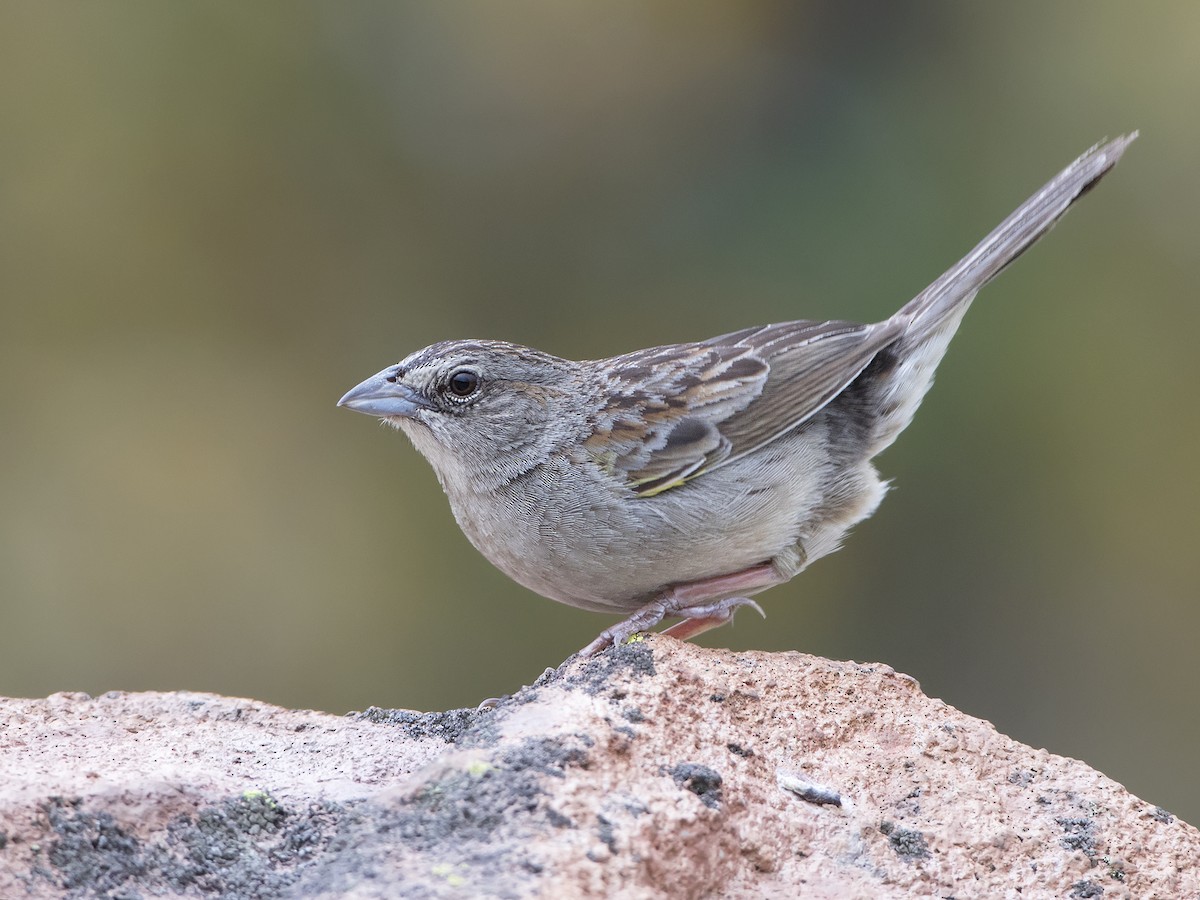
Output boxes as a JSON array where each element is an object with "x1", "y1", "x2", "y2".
[{"x1": 339, "y1": 340, "x2": 590, "y2": 491}]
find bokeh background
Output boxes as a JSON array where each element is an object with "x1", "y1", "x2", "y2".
[{"x1": 2, "y1": 3, "x2": 1197, "y2": 820}]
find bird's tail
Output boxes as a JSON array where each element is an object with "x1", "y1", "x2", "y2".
[
  {"x1": 897, "y1": 133, "x2": 1136, "y2": 344},
  {"x1": 866, "y1": 133, "x2": 1135, "y2": 457}
]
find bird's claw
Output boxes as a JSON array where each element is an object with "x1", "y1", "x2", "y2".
[{"x1": 575, "y1": 595, "x2": 766, "y2": 659}]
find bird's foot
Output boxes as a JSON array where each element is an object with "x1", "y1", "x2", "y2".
[
  {"x1": 659, "y1": 596, "x2": 765, "y2": 642},
  {"x1": 576, "y1": 595, "x2": 765, "y2": 659},
  {"x1": 575, "y1": 562, "x2": 780, "y2": 659},
  {"x1": 577, "y1": 597, "x2": 670, "y2": 659}
]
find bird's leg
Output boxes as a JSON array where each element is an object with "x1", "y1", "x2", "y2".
[
  {"x1": 577, "y1": 562, "x2": 781, "y2": 658},
  {"x1": 658, "y1": 597, "x2": 765, "y2": 642},
  {"x1": 576, "y1": 597, "x2": 671, "y2": 659}
]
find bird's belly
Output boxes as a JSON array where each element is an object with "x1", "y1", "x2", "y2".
[{"x1": 444, "y1": 433, "x2": 869, "y2": 614}]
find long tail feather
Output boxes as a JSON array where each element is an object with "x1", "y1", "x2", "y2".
[{"x1": 898, "y1": 133, "x2": 1136, "y2": 343}]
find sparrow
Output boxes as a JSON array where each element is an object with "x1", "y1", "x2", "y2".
[{"x1": 339, "y1": 135, "x2": 1134, "y2": 658}]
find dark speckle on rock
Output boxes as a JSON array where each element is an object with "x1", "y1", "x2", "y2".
[
  {"x1": 727, "y1": 742, "x2": 754, "y2": 758},
  {"x1": 1151, "y1": 806, "x2": 1174, "y2": 824},
  {"x1": 40, "y1": 791, "x2": 342, "y2": 900},
  {"x1": 623, "y1": 799, "x2": 649, "y2": 818},
  {"x1": 879, "y1": 821, "x2": 930, "y2": 860},
  {"x1": 669, "y1": 764, "x2": 723, "y2": 809},
  {"x1": 381, "y1": 737, "x2": 589, "y2": 860},
  {"x1": 399, "y1": 769, "x2": 538, "y2": 851},
  {"x1": 1008, "y1": 769, "x2": 1036, "y2": 787},
  {"x1": 337, "y1": 736, "x2": 592, "y2": 875},
  {"x1": 501, "y1": 737, "x2": 591, "y2": 779},
  {"x1": 568, "y1": 641, "x2": 656, "y2": 695},
  {"x1": 596, "y1": 815, "x2": 617, "y2": 854},
  {"x1": 45, "y1": 798, "x2": 145, "y2": 894},
  {"x1": 352, "y1": 707, "x2": 482, "y2": 744},
  {"x1": 1070, "y1": 879, "x2": 1105, "y2": 898},
  {"x1": 621, "y1": 707, "x2": 645, "y2": 723},
  {"x1": 510, "y1": 687, "x2": 540, "y2": 706},
  {"x1": 1057, "y1": 817, "x2": 1097, "y2": 857}
]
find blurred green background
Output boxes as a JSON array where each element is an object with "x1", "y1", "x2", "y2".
[{"x1": 2, "y1": 3, "x2": 1197, "y2": 820}]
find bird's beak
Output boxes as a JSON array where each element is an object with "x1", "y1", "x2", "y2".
[{"x1": 337, "y1": 368, "x2": 430, "y2": 419}]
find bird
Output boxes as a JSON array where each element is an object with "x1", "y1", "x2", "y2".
[{"x1": 339, "y1": 135, "x2": 1134, "y2": 659}]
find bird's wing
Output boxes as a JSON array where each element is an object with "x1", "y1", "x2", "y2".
[{"x1": 586, "y1": 319, "x2": 901, "y2": 497}]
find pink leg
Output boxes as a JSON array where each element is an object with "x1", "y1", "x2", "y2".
[
  {"x1": 658, "y1": 596, "x2": 765, "y2": 642},
  {"x1": 577, "y1": 562, "x2": 781, "y2": 658}
]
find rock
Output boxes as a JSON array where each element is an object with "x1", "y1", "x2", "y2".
[{"x1": 0, "y1": 637, "x2": 1195, "y2": 898}]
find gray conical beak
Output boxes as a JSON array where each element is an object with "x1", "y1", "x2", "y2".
[{"x1": 338, "y1": 368, "x2": 429, "y2": 419}]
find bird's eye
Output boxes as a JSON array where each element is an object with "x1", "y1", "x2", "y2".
[{"x1": 447, "y1": 369, "x2": 480, "y2": 399}]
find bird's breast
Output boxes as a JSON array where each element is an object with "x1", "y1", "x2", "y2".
[{"x1": 437, "y1": 435, "x2": 843, "y2": 614}]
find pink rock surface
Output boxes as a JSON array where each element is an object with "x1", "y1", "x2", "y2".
[{"x1": 1, "y1": 638, "x2": 1195, "y2": 898}]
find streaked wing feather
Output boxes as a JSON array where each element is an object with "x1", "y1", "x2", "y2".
[
  {"x1": 715, "y1": 319, "x2": 903, "y2": 461},
  {"x1": 625, "y1": 416, "x2": 729, "y2": 496},
  {"x1": 585, "y1": 343, "x2": 767, "y2": 496},
  {"x1": 587, "y1": 318, "x2": 901, "y2": 496}
]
